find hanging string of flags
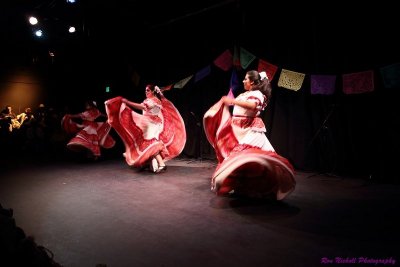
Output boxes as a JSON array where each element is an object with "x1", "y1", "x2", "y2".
[{"x1": 135, "y1": 47, "x2": 400, "y2": 95}]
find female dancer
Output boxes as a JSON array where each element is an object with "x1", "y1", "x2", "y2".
[
  {"x1": 62, "y1": 101, "x2": 115, "y2": 160},
  {"x1": 203, "y1": 70, "x2": 296, "y2": 199},
  {"x1": 105, "y1": 84, "x2": 186, "y2": 172}
]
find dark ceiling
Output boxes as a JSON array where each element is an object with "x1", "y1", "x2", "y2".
[
  {"x1": 1, "y1": 1, "x2": 399, "y2": 82},
  {"x1": 2, "y1": 0, "x2": 240, "y2": 76},
  {"x1": 2, "y1": 0, "x2": 239, "y2": 53}
]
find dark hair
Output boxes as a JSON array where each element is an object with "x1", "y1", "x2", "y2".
[
  {"x1": 246, "y1": 70, "x2": 272, "y2": 104},
  {"x1": 85, "y1": 101, "x2": 97, "y2": 108},
  {"x1": 1, "y1": 105, "x2": 12, "y2": 114},
  {"x1": 146, "y1": 84, "x2": 163, "y2": 100}
]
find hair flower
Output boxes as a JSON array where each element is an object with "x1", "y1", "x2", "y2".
[{"x1": 259, "y1": 71, "x2": 268, "y2": 81}]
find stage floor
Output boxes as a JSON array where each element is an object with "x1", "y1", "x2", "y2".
[{"x1": 1, "y1": 156, "x2": 399, "y2": 266}]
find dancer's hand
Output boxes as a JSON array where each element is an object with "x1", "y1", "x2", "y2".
[{"x1": 221, "y1": 96, "x2": 234, "y2": 106}]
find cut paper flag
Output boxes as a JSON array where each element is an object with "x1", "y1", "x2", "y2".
[
  {"x1": 213, "y1": 49, "x2": 233, "y2": 71},
  {"x1": 240, "y1": 47, "x2": 256, "y2": 69},
  {"x1": 380, "y1": 63, "x2": 400, "y2": 89},
  {"x1": 310, "y1": 75, "x2": 336, "y2": 95},
  {"x1": 342, "y1": 70, "x2": 374, "y2": 94},
  {"x1": 173, "y1": 75, "x2": 193, "y2": 89},
  {"x1": 229, "y1": 69, "x2": 240, "y2": 96},
  {"x1": 194, "y1": 65, "x2": 211, "y2": 82},
  {"x1": 233, "y1": 45, "x2": 241, "y2": 69},
  {"x1": 227, "y1": 88, "x2": 235, "y2": 99},
  {"x1": 258, "y1": 59, "x2": 278, "y2": 81},
  {"x1": 278, "y1": 69, "x2": 306, "y2": 91},
  {"x1": 161, "y1": 84, "x2": 173, "y2": 91}
]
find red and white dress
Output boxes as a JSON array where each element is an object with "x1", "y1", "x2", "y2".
[
  {"x1": 105, "y1": 96, "x2": 186, "y2": 168},
  {"x1": 62, "y1": 108, "x2": 116, "y2": 157},
  {"x1": 203, "y1": 90, "x2": 296, "y2": 200}
]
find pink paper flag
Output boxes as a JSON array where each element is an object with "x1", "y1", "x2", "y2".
[
  {"x1": 227, "y1": 88, "x2": 235, "y2": 99},
  {"x1": 342, "y1": 70, "x2": 374, "y2": 94},
  {"x1": 213, "y1": 49, "x2": 233, "y2": 71},
  {"x1": 258, "y1": 59, "x2": 278, "y2": 81}
]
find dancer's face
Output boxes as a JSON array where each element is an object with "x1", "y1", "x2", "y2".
[
  {"x1": 145, "y1": 86, "x2": 153, "y2": 98},
  {"x1": 243, "y1": 74, "x2": 253, "y2": 91}
]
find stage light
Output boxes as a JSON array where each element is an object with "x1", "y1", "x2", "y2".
[
  {"x1": 68, "y1": 26, "x2": 76, "y2": 33},
  {"x1": 35, "y1": 30, "x2": 43, "y2": 37},
  {"x1": 66, "y1": 0, "x2": 76, "y2": 3},
  {"x1": 29, "y1": 16, "x2": 38, "y2": 25}
]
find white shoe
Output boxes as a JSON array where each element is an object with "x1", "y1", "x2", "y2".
[{"x1": 150, "y1": 158, "x2": 159, "y2": 173}]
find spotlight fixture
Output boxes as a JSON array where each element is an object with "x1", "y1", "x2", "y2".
[
  {"x1": 35, "y1": 30, "x2": 43, "y2": 37},
  {"x1": 29, "y1": 16, "x2": 38, "y2": 25},
  {"x1": 68, "y1": 26, "x2": 76, "y2": 33}
]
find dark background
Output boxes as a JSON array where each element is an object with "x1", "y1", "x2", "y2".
[{"x1": 1, "y1": 0, "x2": 399, "y2": 180}]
